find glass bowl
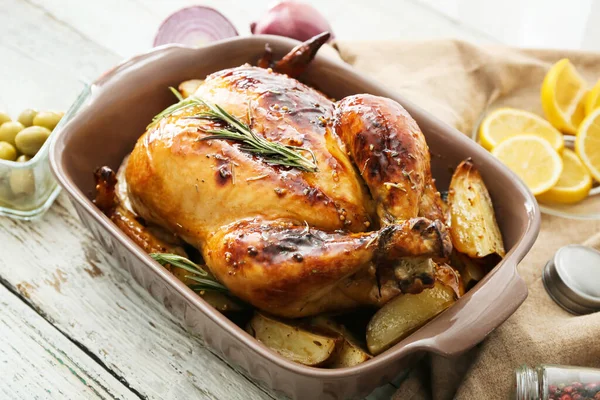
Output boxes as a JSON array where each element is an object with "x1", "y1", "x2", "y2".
[
  {"x1": 472, "y1": 107, "x2": 600, "y2": 220},
  {"x1": 0, "y1": 59, "x2": 87, "y2": 220}
]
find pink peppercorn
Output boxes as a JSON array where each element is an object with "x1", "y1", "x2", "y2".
[
  {"x1": 587, "y1": 383, "x2": 600, "y2": 391},
  {"x1": 515, "y1": 365, "x2": 600, "y2": 399},
  {"x1": 563, "y1": 386, "x2": 574, "y2": 393}
]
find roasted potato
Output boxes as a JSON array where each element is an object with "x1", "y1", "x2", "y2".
[
  {"x1": 247, "y1": 312, "x2": 339, "y2": 366},
  {"x1": 308, "y1": 316, "x2": 372, "y2": 368},
  {"x1": 366, "y1": 282, "x2": 456, "y2": 355},
  {"x1": 449, "y1": 250, "x2": 487, "y2": 290},
  {"x1": 199, "y1": 291, "x2": 245, "y2": 313},
  {"x1": 178, "y1": 79, "x2": 204, "y2": 98},
  {"x1": 448, "y1": 159, "x2": 505, "y2": 259},
  {"x1": 328, "y1": 340, "x2": 371, "y2": 368}
]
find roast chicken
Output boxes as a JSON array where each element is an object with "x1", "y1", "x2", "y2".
[{"x1": 95, "y1": 33, "x2": 452, "y2": 318}]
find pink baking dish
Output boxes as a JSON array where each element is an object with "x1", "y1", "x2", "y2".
[{"x1": 49, "y1": 35, "x2": 540, "y2": 399}]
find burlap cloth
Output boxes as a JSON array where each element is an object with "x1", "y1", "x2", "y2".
[{"x1": 335, "y1": 40, "x2": 600, "y2": 399}]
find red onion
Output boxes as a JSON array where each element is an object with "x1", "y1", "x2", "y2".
[
  {"x1": 154, "y1": 6, "x2": 238, "y2": 47},
  {"x1": 250, "y1": 1, "x2": 334, "y2": 42}
]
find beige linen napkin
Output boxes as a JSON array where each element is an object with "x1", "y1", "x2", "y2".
[{"x1": 336, "y1": 40, "x2": 600, "y2": 400}]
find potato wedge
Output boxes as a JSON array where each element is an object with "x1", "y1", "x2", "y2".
[
  {"x1": 178, "y1": 79, "x2": 204, "y2": 98},
  {"x1": 328, "y1": 340, "x2": 371, "y2": 368},
  {"x1": 448, "y1": 159, "x2": 505, "y2": 259},
  {"x1": 199, "y1": 291, "x2": 245, "y2": 312},
  {"x1": 247, "y1": 312, "x2": 339, "y2": 366},
  {"x1": 308, "y1": 316, "x2": 372, "y2": 368},
  {"x1": 366, "y1": 282, "x2": 456, "y2": 355},
  {"x1": 449, "y1": 250, "x2": 486, "y2": 290}
]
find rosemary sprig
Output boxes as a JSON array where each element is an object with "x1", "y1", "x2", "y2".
[
  {"x1": 148, "y1": 88, "x2": 318, "y2": 172},
  {"x1": 149, "y1": 253, "x2": 228, "y2": 293},
  {"x1": 147, "y1": 87, "x2": 199, "y2": 129}
]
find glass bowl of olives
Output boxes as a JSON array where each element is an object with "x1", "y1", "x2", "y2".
[{"x1": 0, "y1": 60, "x2": 87, "y2": 220}]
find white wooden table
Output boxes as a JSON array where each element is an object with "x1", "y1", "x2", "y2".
[{"x1": 0, "y1": 1, "x2": 595, "y2": 399}]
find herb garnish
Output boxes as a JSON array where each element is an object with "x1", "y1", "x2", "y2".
[
  {"x1": 148, "y1": 88, "x2": 318, "y2": 172},
  {"x1": 150, "y1": 253, "x2": 228, "y2": 293}
]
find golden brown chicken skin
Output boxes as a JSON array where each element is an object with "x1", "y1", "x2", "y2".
[
  {"x1": 128, "y1": 66, "x2": 374, "y2": 236},
  {"x1": 334, "y1": 94, "x2": 444, "y2": 224},
  {"x1": 124, "y1": 55, "x2": 450, "y2": 317},
  {"x1": 94, "y1": 167, "x2": 186, "y2": 257},
  {"x1": 204, "y1": 217, "x2": 449, "y2": 316}
]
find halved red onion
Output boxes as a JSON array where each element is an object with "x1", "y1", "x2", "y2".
[
  {"x1": 250, "y1": 1, "x2": 334, "y2": 42},
  {"x1": 154, "y1": 6, "x2": 238, "y2": 47}
]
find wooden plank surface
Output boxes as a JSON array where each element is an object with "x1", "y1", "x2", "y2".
[
  {"x1": 0, "y1": 282, "x2": 137, "y2": 400},
  {"x1": 0, "y1": 0, "x2": 119, "y2": 115},
  {"x1": 0, "y1": 1, "x2": 493, "y2": 399},
  {"x1": 0, "y1": 196, "x2": 277, "y2": 400}
]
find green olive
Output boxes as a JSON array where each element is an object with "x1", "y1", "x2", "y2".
[
  {"x1": 0, "y1": 121, "x2": 25, "y2": 146},
  {"x1": 0, "y1": 141, "x2": 17, "y2": 161},
  {"x1": 33, "y1": 111, "x2": 62, "y2": 131},
  {"x1": 0, "y1": 112, "x2": 11, "y2": 126},
  {"x1": 10, "y1": 155, "x2": 35, "y2": 195},
  {"x1": 15, "y1": 126, "x2": 51, "y2": 156},
  {"x1": 17, "y1": 109, "x2": 38, "y2": 127}
]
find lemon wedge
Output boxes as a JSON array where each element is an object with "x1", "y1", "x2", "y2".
[
  {"x1": 575, "y1": 108, "x2": 600, "y2": 182},
  {"x1": 492, "y1": 135, "x2": 563, "y2": 195},
  {"x1": 584, "y1": 79, "x2": 600, "y2": 116},
  {"x1": 479, "y1": 108, "x2": 564, "y2": 152},
  {"x1": 536, "y1": 149, "x2": 592, "y2": 204},
  {"x1": 541, "y1": 58, "x2": 588, "y2": 135}
]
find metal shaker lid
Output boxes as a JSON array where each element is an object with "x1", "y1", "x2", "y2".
[{"x1": 542, "y1": 245, "x2": 600, "y2": 315}]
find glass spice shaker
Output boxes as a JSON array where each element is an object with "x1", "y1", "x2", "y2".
[{"x1": 514, "y1": 364, "x2": 600, "y2": 400}]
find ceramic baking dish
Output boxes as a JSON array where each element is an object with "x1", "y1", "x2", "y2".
[{"x1": 49, "y1": 35, "x2": 540, "y2": 399}]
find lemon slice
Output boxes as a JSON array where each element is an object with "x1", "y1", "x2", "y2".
[
  {"x1": 492, "y1": 135, "x2": 563, "y2": 195},
  {"x1": 575, "y1": 108, "x2": 600, "y2": 182},
  {"x1": 584, "y1": 79, "x2": 600, "y2": 116},
  {"x1": 536, "y1": 149, "x2": 592, "y2": 204},
  {"x1": 541, "y1": 58, "x2": 588, "y2": 135},
  {"x1": 479, "y1": 108, "x2": 564, "y2": 152}
]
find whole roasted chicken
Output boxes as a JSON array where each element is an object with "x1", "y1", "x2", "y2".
[{"x1": 95, "y1": 33, "x2": 453, "y2": 318}]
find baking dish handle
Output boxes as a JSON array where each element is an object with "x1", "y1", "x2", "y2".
[{"x1": 408, "y1": 260, "x2": 528, "y2": 357}]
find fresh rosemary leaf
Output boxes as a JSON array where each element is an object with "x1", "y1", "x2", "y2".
[
  {"x1": 185, "y1": 276, "x2": 229, "y2": 293},
  {"x1": 147, "y1": 98, "x2": 199, "y2": 129},
  {"x1": 149, "y1": 253, "x2": 228, "y2": 292},
  {"x1": 148, "y1": 87, "x2": 318, "y2": 172},
  {"x1": 150, "y1": 253, "x2": 207, "y2": 276},
  {"x1": 170, "y1": 86, "x2": 184, "y2": 101}
]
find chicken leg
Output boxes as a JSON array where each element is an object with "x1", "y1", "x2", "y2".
[{"x1": 204, "y1": 217, "x2": 449, "y2": 318}]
